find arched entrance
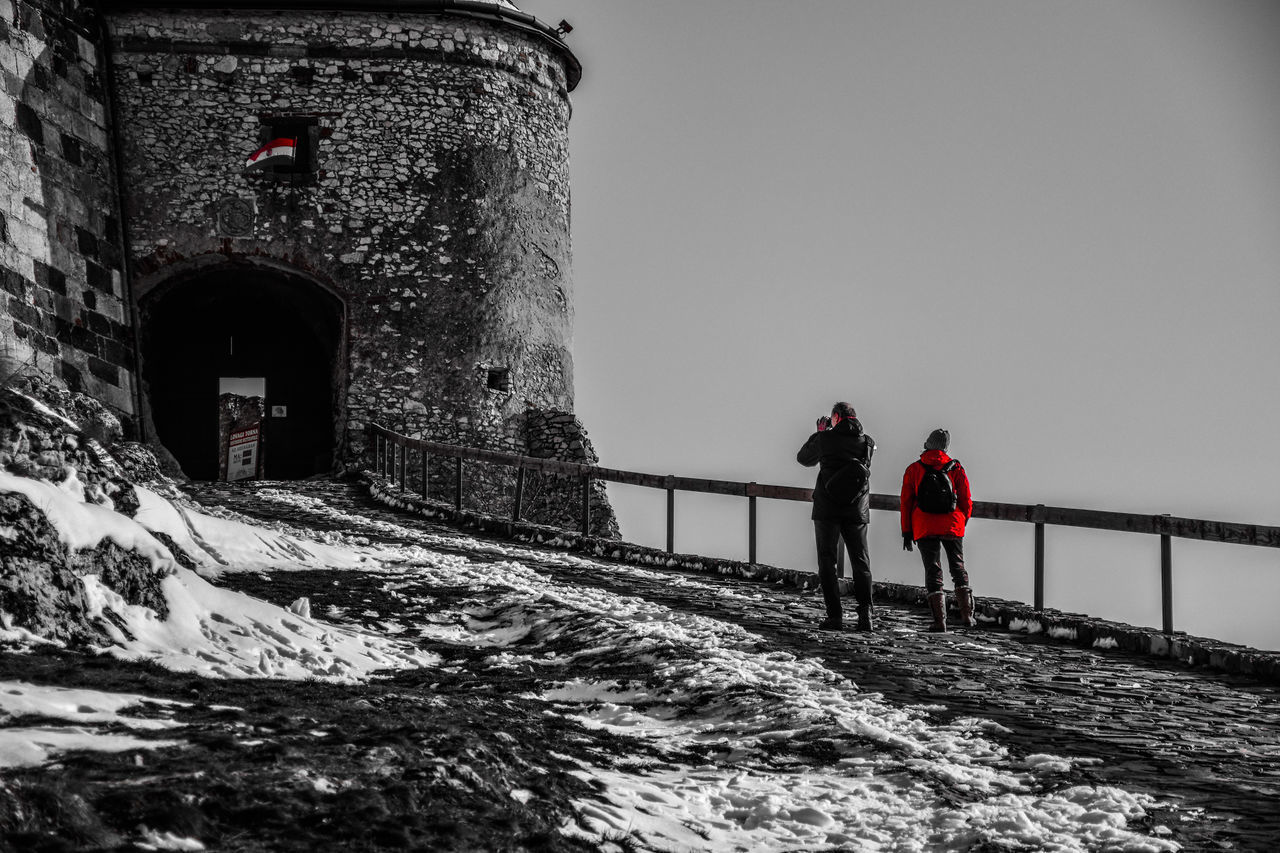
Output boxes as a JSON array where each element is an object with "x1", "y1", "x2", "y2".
[{"x1": 139, "y1": 266, "x2": 345, "y2": 480}]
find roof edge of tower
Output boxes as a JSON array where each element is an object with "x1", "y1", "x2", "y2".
[{"x1": 95, "y1": 0, "x2": 581, "y2": 90}]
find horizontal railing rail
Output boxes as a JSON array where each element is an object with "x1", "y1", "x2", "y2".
[{"x1": 369, "y1": 424, "x2": 1280, "y2": 637}]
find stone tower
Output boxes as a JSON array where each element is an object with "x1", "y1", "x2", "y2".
[
  {"x1": 1, "y1": 0, "x2": 617, "y2": 535},
  {"x1": 2, "y1": 0, "x2": 135, "y2": 413}
]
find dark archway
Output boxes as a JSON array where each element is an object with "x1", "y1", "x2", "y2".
[{"x1": 139, "y1": 267, "x2": 344, "y2": 480}]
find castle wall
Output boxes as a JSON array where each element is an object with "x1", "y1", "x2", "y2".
[
  {"x1": 107, "y1": 8, "x2": 576, "y2": 463},
  {"x1": 0, "y1": 1, "x2": 616, "y2": 535},
  {"x1": 0, "y1": 0, "x2": 136, "y2": 418}
]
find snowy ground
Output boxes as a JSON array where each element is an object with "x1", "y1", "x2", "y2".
[{"x1": 0, "y1": 476, "x2": 1183, "y2": 851}]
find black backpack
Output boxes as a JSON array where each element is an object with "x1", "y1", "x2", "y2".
[{"x1": 917, "y1": 460, "x2": 958, "y2": 513}]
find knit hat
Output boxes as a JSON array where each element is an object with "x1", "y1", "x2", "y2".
[
  {"x1": 831, "y1": 402, "x2": 857, "y2": 420},
  {"x1": 924, "y1": 428, "x2": 950, "y2": 451}
]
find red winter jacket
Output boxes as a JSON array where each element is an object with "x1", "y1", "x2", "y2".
[{"x1": 900, "y1": 450, "x2": 972, "y2": 540}]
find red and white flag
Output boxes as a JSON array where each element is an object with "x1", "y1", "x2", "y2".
[{"x1": 245, "y1": 137, "x2": 296, "y2": 171}]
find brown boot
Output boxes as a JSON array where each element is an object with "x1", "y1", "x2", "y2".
[
  {"x1": 955, "y1": 587, "x2": 977, "y2": 628},
  {"x1": 926, "y1": 593, "x2": 947, "y2": 633},
  {"x1": 855, "y1": 605, "x2": 873, "y2": 633}
]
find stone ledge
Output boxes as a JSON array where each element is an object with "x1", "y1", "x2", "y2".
[
  {"x1": 365, "y1": 473, "x2": 1280, "y2": 685},
  {"x1": 870, "y1": 582, "x2": 1280, "y2": 682}
]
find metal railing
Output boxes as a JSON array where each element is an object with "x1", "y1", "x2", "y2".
[{"x1": 369, "y1": 424, "x2": 1280, "y2": 636}]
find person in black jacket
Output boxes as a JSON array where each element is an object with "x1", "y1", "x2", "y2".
[{"x1": 796, "y1": 401, "x2": 875, "y2": 632}]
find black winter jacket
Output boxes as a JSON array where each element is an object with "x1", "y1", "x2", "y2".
[{"x1": 797, "y1": 419, "x2": 875, "y2": 523}]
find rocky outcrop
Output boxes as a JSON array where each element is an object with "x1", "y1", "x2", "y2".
[
  {"x1": 0, "y1": 374, "x2": 175, "y2": 645},
  {"x1": 0, "y1": 491, "x2": 167, "y2": 645},
  {"x1": 2, "y1": 375, "x2": 131, "y2": 501}
]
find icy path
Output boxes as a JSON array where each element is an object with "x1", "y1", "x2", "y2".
[
  {"x1": 177, "y1": 482, "x2": 1184, "y2": 852},
  {"x1": 13, "y1": 472, "x2": 1277, "y2": 849}
]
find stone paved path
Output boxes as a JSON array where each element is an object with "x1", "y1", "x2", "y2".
[{"x1": 183, "y1": 479, "x2": 1280, "y2": 851}]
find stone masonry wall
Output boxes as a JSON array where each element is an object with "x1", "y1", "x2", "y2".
[
  {"x1": 522, "y1": 407, "x2": 618, "y2": 537},
  {"x1": 108, "y1": 9, "x2": 576, "y2": 467},
  {"x1": 0, "y1": 0, "x2": 136, "y2": 419},
  {"x1": 389, "y1": 406, "x2": 619, "y2": 538}
]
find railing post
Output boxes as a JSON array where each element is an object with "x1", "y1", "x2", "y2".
[
  {"x1": 1033, "y1": 504, "x2": 1046, "y2": 611},
  {"x1": 748, "y1": 487, "x2": 757, "y2": 565},
  {"x1": 1161, "y1": 515, "x2": 1174, "y2": 635},
  {"x1": 454, "y1": 456, "x2": 463, "y2": 512},
  {"x1": 665, "y1": 477, "x2": 675, "y2": 553},
  {"x1": 376, "y1": 433, "x2": 383, "y2": 476},
  {"x1": 421, "y1": 450, "x2": 429, "y2": 500},
  {"x1": 512, "y1": 465, "x2": 525, "y2": 523},
  {"x1": 398, "y1": 441, "x2": 407, "y2": 491},
  {"x1": 581, "y1": 472, "x2": 591, "y2": 536}
]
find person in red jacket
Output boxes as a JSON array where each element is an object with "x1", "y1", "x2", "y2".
[{"x1": 900, "y1": 428, "x2": 975, "y2": 632}]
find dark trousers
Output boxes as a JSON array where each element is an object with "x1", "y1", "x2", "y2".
[
  {"x1": 813, "y1": 519, "x2": 873, "y2": 623},
  {"x1": 917, "y1": 536, "x2": 968, "y2": 595}
]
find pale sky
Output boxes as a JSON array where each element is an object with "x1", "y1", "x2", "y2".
[{"x1": 531, "y1": 0, "x2": 1280, "y2": 649}]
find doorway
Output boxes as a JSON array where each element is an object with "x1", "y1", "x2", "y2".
[
  {"x1": 140, "y1": 268, "x2": 344, "y2": 480},
  {"x1": 219, "y1": 376, "x2": 265, "y2": 481}
]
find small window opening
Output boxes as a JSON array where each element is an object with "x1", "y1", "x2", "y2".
[
  {"x1": 487, "y1": 368, "x2": 511, "y2": 392},
  {"x1": 254, "y1": 115, "x2": 322, "y2": 183}
]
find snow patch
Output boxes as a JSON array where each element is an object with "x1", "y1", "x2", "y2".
[
  {"x1": 1, "y1": 471, "x2": 439, "y2": 680},
  {"x1": 82, "y1": 568, "x2": 440, "y2": 681},
  {"x1": 138, "y1": 828, "x2": 206, "y2": 851},
  {"x1": 0, "y1": 470, "x2": 177, "y2": 570},
  {"x1": 0, "y1": 680, "x2": 189, "y2": 730},
  {"x1": 0, "y1": 681, "x2": 194, "y2": 768},
  {"x1": 0, "y1": 727, "x2": 181, "y2": 769},
  {"x1": 132, "y1": 486, "x2": 377, "y2": 576}
]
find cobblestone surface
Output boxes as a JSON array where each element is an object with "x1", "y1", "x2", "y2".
[{"x1": 183, "y1": 478, "x2": 1280, "y2": 851}]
